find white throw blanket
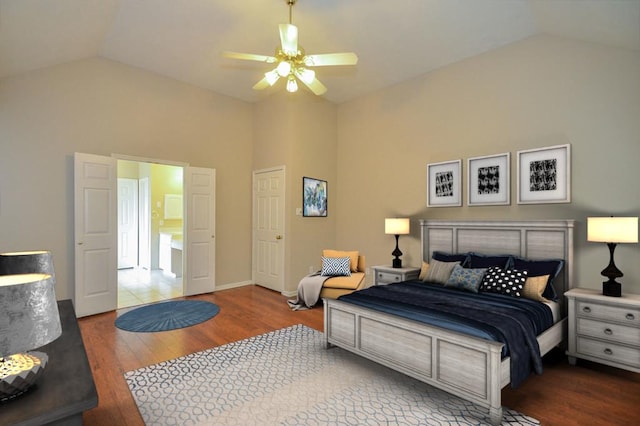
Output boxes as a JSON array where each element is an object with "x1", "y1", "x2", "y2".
[{"x1": 287, "y1": 272, "x2": 329, "y2": 310}]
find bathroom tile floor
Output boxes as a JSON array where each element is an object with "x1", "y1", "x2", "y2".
[{"x1": 117, "y1": 267, "x2": 183, "y2": 309}]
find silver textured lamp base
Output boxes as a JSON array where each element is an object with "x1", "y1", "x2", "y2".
[{"x1": 0, "y1": 351, "x2": 48, "y2": 402}]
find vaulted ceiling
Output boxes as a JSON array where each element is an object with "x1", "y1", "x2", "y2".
[{"x1": 1, "y1": 0, "x2": 638, "y2": 103}]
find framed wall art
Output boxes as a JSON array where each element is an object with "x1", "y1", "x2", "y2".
[
  {"x1": 302, "y1": 177, "x2": 327, "y2": 217},
  {"x1": 427, "y1": 160, "x2": 462, "y2": 207},
  {"x1": 517, "y1": 144, "x2": 571, "y2": 204},
  {"x1": 467, "y1": 153, "x2": 510, "y2": 206}
]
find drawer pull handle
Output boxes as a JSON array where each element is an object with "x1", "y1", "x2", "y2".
[
  {"x1": 626, "y1": 313, "x2": 635, "y2": 321},
  {"x1": 604, "y1": 328, "x2": 613, "y2": 335},
  {"x1": 582, "y1": 306, "x2": 591, "y2": 313},
  {"x1": 604, "y1": 348, "x2": 613, "y2": 356}
]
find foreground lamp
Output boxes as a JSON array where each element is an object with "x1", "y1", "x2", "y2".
[
  {"x1": 587, "y1": 217, "x2": 639, "y2": 297},
  {"x1": 0, "y1": 251, "x2": 61, "y2": 401},
  {"x1": 385, "y1": 218, "x2": 410, "y2": 268}
]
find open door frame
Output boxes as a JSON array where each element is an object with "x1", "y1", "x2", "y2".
[{"x1": 74, "y1": 153, "x2": 216, "y2": 317}]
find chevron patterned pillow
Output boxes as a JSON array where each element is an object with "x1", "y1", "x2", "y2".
[{"x1": 321, "y1": 257, "x2": 351, "y2": 277}]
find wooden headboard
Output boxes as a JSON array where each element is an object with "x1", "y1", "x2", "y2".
[{"x1": 420, "y1": 219, "x2": 575, "y2": 310}]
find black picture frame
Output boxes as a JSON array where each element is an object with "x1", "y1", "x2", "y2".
[{"x1": 302, "y1": 177, "x2": 327, "y2": 217}]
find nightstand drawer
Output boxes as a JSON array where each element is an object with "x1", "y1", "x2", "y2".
[
  {"x1": 577, "y1": 336, "x2": 640, "y2": 368},
  {"x1": 577, "y1": 300, "x2": 640, "y2": 325},
  {"x1": 376, "y1": 271, "x2": 403, "y2": 284},
  {"x1": 577, "y1": 318, "x2": 640, "y2": 347}
]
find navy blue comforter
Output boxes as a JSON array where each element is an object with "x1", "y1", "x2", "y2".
[{"x1": 337, "y1": 280, "x2": 554, "y2": 388}]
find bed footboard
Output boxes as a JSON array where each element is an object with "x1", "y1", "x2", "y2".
[{"x1": 324, "y1": 298, "x2": 506, "y2": 425}]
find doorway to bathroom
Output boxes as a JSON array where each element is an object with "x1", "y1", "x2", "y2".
[{"x1": 117, "y1": 159, "x2": 184, "y2": 309}]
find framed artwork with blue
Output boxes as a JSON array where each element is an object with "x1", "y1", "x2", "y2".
[{"x1": 303, "y1": 177, "x2": 327, "y2": 217}]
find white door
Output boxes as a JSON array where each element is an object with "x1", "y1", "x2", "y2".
[
  {"x1": 138, "y1": 177, "x2": 151, "y2": 270},
  {"x1": 184, "y1": 166, "x2": 216, "y2": 296},
  {"x1": 253, "y1": 167, "x2": 285, "y2": 292},
  {"x1": 74, "y1": 152, "x2": 117, "y2": 317},
  {"x1": 117, "y1": 178, "x2": 138, "y2": 269}
]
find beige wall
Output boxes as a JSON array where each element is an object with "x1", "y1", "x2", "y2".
[
  {"x1": 336, "y1": 35, "x2": 640, "y2": 293},
  {"x1": 1, "y1": 34, "x2": 639, "y2": 301},
  {"x1": 253, "y1": 91, "x2": 337, "y2": 294},
  {"x1": 0, "y1": 57, "x2": 254, "y2": 300}
]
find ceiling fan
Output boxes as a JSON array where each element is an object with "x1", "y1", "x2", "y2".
[{"x1": 222, "y1": 0, "x2": 358, "y2": 96}]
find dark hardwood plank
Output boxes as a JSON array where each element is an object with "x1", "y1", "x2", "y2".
[{"x1": 78, "y1": 285, "x2": 640, "y2": 425}]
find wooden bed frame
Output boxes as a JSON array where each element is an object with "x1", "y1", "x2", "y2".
[{"x1": 324, "y1": 219, "x2": 575, "y2": 424}]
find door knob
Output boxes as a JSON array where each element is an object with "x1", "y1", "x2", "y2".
[{"x1": 276, "y1": 235, "x2": 282, "y2": 240}]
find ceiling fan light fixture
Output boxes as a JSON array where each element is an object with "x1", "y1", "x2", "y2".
[
  {"x1": 222, "y1": 0, "x2": 357, "y2": 97},
  {"x1": 276, "y1": 61, "x2": 292, "y2": 77},
  {"x1": 286, "y1": 76, "x2": 298, "y2": 93}
]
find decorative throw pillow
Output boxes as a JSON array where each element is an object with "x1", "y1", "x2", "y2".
[
  {"x1": 418, "y1": 261, "x2": 430, "y2": 281},
  {"x1": 432, "y1": 251, "x2": 469, "y2": 264},
  {"x1": 511, "y1": 257, "x2": 564, "y2": 301},
  {"x1": 480, "y1": 266, "x2": 527, "y2": 297},
  {"x1": 423, "y1": 259, "x2": 460, "y2": 284},
  {"x1": 522, "y1": 274, "x2": 551, "y2": 302},
  {"x1": 466, "y1": 253, "x2": 512, "y2": 269},
  {"x1": 323, "y1": 249, "x2": 359, "y2": 272},
  {"x1": 444, "y1": 264, "x2": 486, "y2": 293},
  {"x1": 321, "y1": 257, "x2": 351, "y2": 277}
]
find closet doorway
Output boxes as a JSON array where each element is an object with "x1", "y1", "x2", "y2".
[{"x1": 117, "y1": 160, "x2": 184, "y2": 309}]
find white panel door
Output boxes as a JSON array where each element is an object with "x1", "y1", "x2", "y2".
[
  {"x1": 138, "y1": 177, "x2": 151, "y2": 270},
  {"x1": 253, "y1": 168, "x2": 285, "y2": 292},
  {"x1": 74, "y1": 152, "x2": 117, "y2": 317},
  {"x1": 117, "y1": 178, "x2": 138, "y2": 269},
  {"x1": 184, "y1": 167, "x2": 215, "y2": 296}
]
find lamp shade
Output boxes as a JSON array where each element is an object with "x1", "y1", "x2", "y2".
[
  {"x1": 385, "y1": 218, "x2": 410, "y2": 235},
  {"x1": 0, "y1": 250, "x2": 56, "y2": 278},
  {"x1": 0, "y1": 273, "x2": 62, "y2": 358},
  {"x1": 587, "y1": 217, "x2": 639, "y2": 243}
]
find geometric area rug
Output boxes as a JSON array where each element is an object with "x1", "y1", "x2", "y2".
[{"x1": 125, "y1": 324, "x2": 540, "y2": 425}]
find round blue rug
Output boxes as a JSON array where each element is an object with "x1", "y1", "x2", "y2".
[{"x1": 115, "y1": 300, "x2": 220, "y2": 332}]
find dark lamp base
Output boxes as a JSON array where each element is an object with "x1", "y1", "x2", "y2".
[
  {"x1": 392, "y1": 258, "x2": 402, "y2": 268},
  {"x1": 602, "y1": 281, "x2": 621, "y2": 297}
]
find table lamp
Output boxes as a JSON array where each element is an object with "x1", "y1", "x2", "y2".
[
  {"x1": 587, "y1": 217, "x2": 639, "y2": 297},
  {"x1": 385, "y1": 218, "x2": 410, "y2": 268},
  {"x1": 0, "y1": 251, "x2": 62, "y2": 401}
]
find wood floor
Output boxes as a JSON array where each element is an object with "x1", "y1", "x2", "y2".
[{"x1": 79, "y1": 285, "x2": 640, "y2": 425}]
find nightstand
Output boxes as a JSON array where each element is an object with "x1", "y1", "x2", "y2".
[
  {"x1": 373, "y1": 265, "x2": 420, "y2": 286},
  {"x1": 565, "y1": 288, "x2": 640, "y2": 373}
]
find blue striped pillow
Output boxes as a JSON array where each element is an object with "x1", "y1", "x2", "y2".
[{"x1": 321, "y1": 257, "x2": 351, "y2": 276}]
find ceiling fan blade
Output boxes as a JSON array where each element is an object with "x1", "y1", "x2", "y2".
[
  {"x1": 294, "y1": 70, "x2": 327, "y2": 96},
  {"x1": 279, "y1": 24, "x2": 298, "y2": 55},
  {"x1": 304, "y1": 52, "x2": 358, "y2": 67},
  {"x1": 222, "y1": 51, "x2": 276, "y2": 63},
  {"x1": 253, "y1": 76, "x2": 272, "y2": 90}
]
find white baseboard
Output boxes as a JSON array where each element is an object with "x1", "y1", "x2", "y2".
[
  {"x1": 214, "y1": 281, "x2": 296, "y2": 299},
  {"x1": 214, "y1": 280, "x2": 253, "y2": 292}
]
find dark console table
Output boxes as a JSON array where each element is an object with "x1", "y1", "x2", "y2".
[{"x1": 1, "y1": 300, "x2": 98, "y2": 426}]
